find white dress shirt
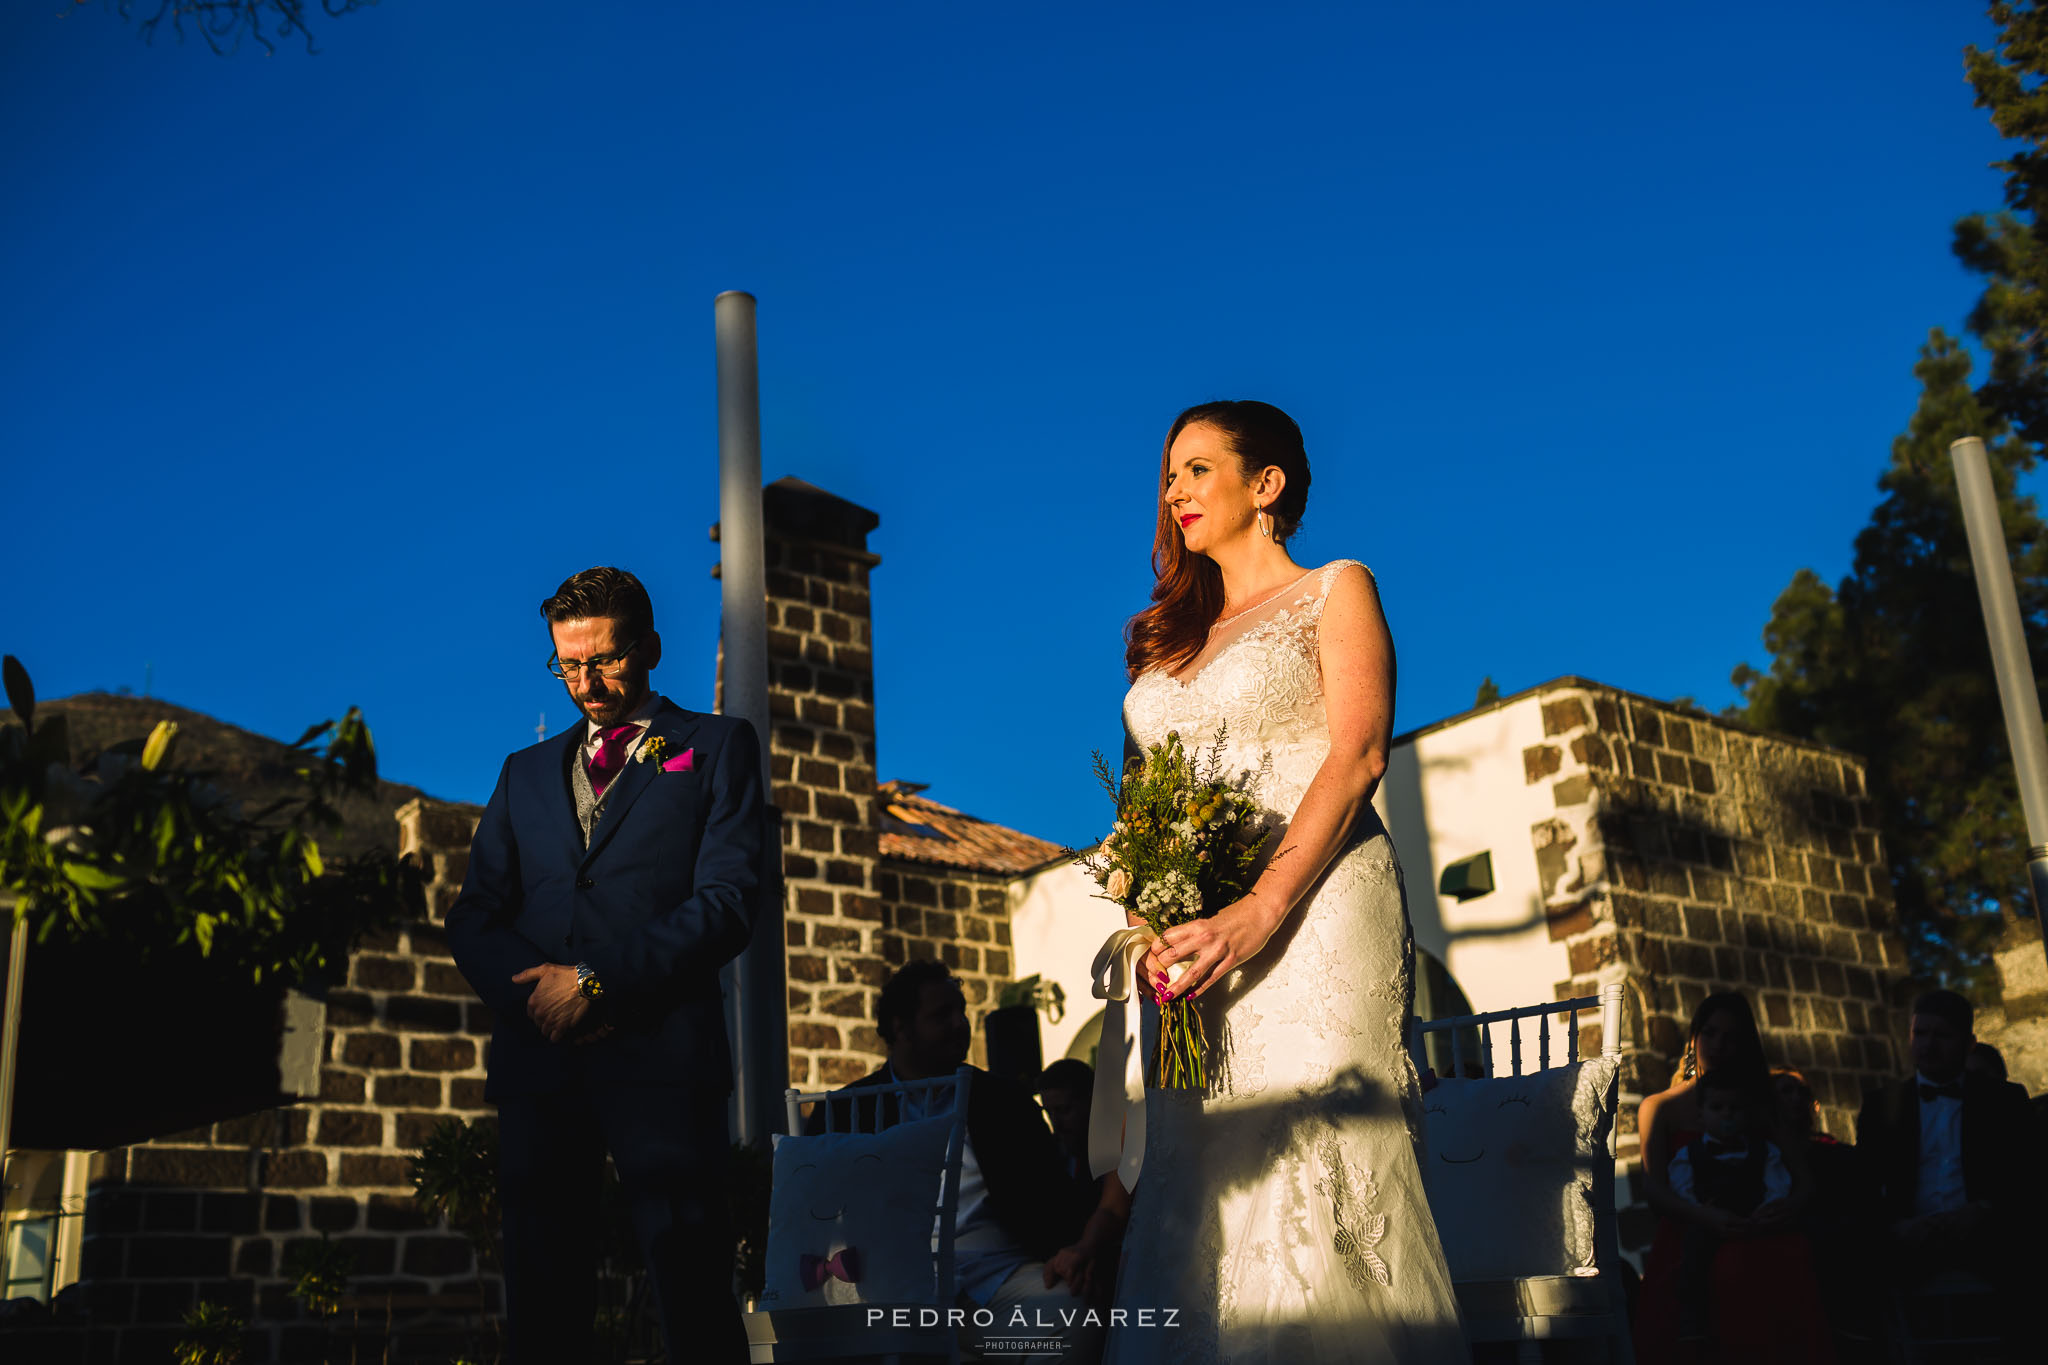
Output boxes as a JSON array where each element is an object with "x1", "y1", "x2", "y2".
[
  {"x1": 1914, "y1": 1072, "x2": 1968, "y2": 1216},
  {"x1": 888, "y1": 1065, "x2": 1034, "y2": 1307}
]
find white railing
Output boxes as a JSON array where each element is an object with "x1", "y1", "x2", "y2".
[{"x1": 1413, "y1": 981, "x2": 1623, "y2": 1077}]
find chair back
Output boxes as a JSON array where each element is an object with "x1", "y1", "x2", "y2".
[{"x1": 770, "y1": 1065, "x2": 974, "y2": 1308}]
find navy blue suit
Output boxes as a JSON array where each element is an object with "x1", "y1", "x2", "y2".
[{"x1": 446, "y1": 698, "x2": 763, "y2": 1364}]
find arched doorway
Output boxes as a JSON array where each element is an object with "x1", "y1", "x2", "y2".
[{"x1": 1414, "y1": 948, "x2": 1482, "y2": 1079}]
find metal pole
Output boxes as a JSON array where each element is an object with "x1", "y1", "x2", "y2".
[
  {"x1": 0, "y1": 910, "x2": 27, "y2": 1202},
  {"x1": 716, "y1": 292, "x2": 787, "y2": 1146},
  {"x1": 1949, "y1": 435, "x2": 2048, "y2": 953}
]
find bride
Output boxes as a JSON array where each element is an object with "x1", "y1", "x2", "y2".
[{"x1": 1063, "y1": 400, "x2": 1466, "y2": 1363}]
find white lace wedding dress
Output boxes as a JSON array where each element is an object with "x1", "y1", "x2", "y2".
[{"x1": 1103, "y1": 560, "x2": 1466, "y2": 1364}]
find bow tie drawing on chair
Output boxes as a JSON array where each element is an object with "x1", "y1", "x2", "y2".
[{"x1": 800, "y1": 1247, "x2": 862, "y2": 1292}]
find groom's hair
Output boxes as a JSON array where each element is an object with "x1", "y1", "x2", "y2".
[
  {"x1": 542, "y1": 567, "x2": 655, "y2": 638},
  {"x1": 877, "y1": 958, "x2": 957, "y2": 1045}
]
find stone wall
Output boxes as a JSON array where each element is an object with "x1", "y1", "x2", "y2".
[
  {"x1": 69, "y1": 799, "x2": 490, "y2": 1363},
  {"x1": 749, "y1": 479, "x2": 1033, "y2": 1086},
  {"x1": 1974, "y1": 914, "x2": 2048, "y2": 1095},
  {"x1": 1520, "y1": 682, "x2": 1909, "y2": 1253}
]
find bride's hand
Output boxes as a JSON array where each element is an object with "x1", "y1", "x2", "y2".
[{"x1": 1151, "y1": 895, "x2": 1285, "y2": 1000}]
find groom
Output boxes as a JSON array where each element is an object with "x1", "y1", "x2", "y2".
[{"x1": 445, "y1": 566, "x2": 764, "y2": 1364}]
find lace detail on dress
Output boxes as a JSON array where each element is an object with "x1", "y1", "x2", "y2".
[{"x1": 1104, "y1": 559, "x2": 1466, "y2": 1365}]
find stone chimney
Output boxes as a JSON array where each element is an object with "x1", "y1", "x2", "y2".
[{"x1": 720, "y1": 478, "x2": 890, "y2": 1087}]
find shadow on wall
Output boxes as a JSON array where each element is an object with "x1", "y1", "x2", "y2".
[{"x1": 1379, "y1": 743, "x2": 1446, "y2": 964}]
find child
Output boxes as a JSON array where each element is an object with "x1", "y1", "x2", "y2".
[{"x1": 1666, "y1": 1069, "x2": 1791, "y2": 1341}]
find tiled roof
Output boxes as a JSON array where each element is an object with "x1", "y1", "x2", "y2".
[{"x1": 877, "y1": 781, "x2": 1068, "y2": 876}]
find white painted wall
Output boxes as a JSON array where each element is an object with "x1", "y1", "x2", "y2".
[
  {"x1": 1382, "y1": 694, "x2": 1574, "y2": 1017},
  {"x1": 1008, "y1": 857, "x2": 1114, "y2": 1066}
]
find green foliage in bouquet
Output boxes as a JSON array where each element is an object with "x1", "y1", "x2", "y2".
[
  {"x1": 0, "y1": 655, "x2": 424, "y2": 985},
  {"x1": 1077, "y1": 728, "x2": 1271, "y2": 1088}
]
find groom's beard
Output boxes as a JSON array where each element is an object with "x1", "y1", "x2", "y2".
[{"x1": 574, "y1": 678, "x2": 648, "y2": 726}]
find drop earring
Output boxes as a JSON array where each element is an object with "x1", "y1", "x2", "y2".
[{"x1": 1257, "y1": 506, "x2": 1271, "y2": 539}]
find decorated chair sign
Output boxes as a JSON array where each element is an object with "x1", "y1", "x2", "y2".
[
  {"x1": 1414, "y1": 983, "x2": 1634, "y2": 1364},
  {"x1": 743, "y1": 1065, "x2": 974, "y2": 1365}
]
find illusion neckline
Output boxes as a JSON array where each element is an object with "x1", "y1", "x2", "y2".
[{"x1": 1207, "y1": 565, "x2": 1317, "y2": 635}]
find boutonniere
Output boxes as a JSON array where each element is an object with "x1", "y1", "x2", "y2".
[{"x1": 635, "y1": 735, "x2": 695, "y2": 773}]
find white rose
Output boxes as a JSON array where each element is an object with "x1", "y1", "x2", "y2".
[{"x1": 1106, "y1": 868, "x2": 1132, "y2": 901}]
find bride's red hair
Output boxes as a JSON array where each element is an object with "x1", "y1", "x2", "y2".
[{"x1": 1125, "y1": 400, "x2": 1311, "y2": 680}]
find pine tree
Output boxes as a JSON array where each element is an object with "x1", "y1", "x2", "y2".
[{"x1": 1733, "y1": 6, "x2": 2048, "y2": 986}]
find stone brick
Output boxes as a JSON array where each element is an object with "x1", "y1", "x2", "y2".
[
  {"x1": 318, "y1": 1111, "x2": 384, "y2": 1147},
  {"x1": 450, "y1": 1078, "x2": 489, "y2": 1110},
  {"x1": 984, "y1": 948, "x2": 1011, "y2": 976},
  {"x1": 1567, "y1": 936, "x2": 1617, "y2": 975},
  {"x1": 790, "y1": 1023, "x2": 842, "y2": 1050},
  {"x1": 788, "y1": 954, "x2": 829, "y2": 982},
  {"x1": 825, "y1": 859, "x2": 866, "y2": 887},
  {"x1": 320, "y1": 1068, "x2": 367, "y2": 1103},
  {"x1": 819, "y1": 990, "x2": 869, "y2": 1019},
  {"x1": 814, "y1": 924, "x2": 863, "y2": 951},
  {"x1": 325, "y1": 990, "x2": 376, "y2": 1029},
  {"x1": 385, "y1": 996, "x2": 465, "y2": 1032},
  {"x1": 1542, "y1": 697, "x2": 1589, "y2": 735},
  {"x1": 408, "y1": 1038, "x2": 477, "y2": 1072},
  {"x1": 422, "y1": 961, "x2": 474, "y2": 997},
  {"x1": 1523, "y1": 745, "x2": 1563, "y2": 783},
  {"x1": 1681, "y1": 905, "x2": 1722, "y2": 943},
  {"x1": 236, "y1": 1240, "x2": 274, "y2": 1276},
  {"x1": 127, "y1": 1236, "x2": 229, "y2": 1278},
  {"x1": 403, "y1": 1235, "x2": 474, "y2": 1276},
  {"x1": 128, "y1": 1148, "x2": 248, "y2": 1187},
  {"x1": 341, "y1": 1033, "x2": 402, "y2": 1069},
  {"x1": 142, "y1": 1191, "x2": 199, "y2": 1231},
  {"x1": 841, "y1": 894, "x2": 883, "y2": 922},
  {"x1": 354, "y1": 955, "x2": 416, "y2": 992},
  {"x1": 1553, "y1": 774, "x2": 1593, "y2": 807},
  {"x1": 1546, "y1": 896, "x2": 1595, "y2": 941},
  {"x1": 265, "y1": 1194, "x2": 304, "y2": 1230},
  {"x1": 339, "y1": 1155, "x2": 414, "y2": 1188},
  {"x1": 1571, "y1": 734, "x2": 1613, "y2": 770},
  {"x1": 819, "y1": 1056, "x2": 870, "y2": 1085},
  {"x1": 375, "y1": 1074, "x2": 443, "y2": 1108},
  {"x1": 1656, "y1": 751, "x2": 1692, "y2": 787}
]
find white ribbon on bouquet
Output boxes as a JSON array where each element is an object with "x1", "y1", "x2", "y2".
[{"x1": 1086, "y1": 923, "x2": 1158, "y2": 1193}]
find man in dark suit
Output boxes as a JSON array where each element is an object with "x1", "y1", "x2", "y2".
[
  {"x1": 806, "y1": 960, "x2": 1100, "y2": 1361},
  {"x1": 446, "y1": 566, "x2": 763, "y2": 1364},
  {"x1": 1854, "y1": 989, "x2": 2040, "y2": 1314}
]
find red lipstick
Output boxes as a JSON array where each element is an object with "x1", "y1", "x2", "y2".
[{"x1": 1179, "y1": 514, "x2": 1200, "y2": 528}]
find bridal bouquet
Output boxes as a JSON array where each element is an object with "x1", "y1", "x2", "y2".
[{"x1": 1077, "y1": 729, "x2": 1270, "y2": 1089}]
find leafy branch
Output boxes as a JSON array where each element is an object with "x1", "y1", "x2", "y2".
[
  {"x1": 0, "y1": 654, "x2": 423, "y2": 984},
  {"x1": 88, "y1": 0, "x2": 379, "y2": 57}
]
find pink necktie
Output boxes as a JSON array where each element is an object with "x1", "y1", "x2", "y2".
[{"x1": 586, "y1": 724, "x2": 639, "y2": 798}]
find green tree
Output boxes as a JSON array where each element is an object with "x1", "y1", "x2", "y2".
[
  {"x1": 1732, "y1": 336, "x2": 2046, "y2": 986},
  {"x1": 1735, "y1": 4, "x2": 2048, "y2": 987},
  {"x1": 1728, "y1": 0, "x2": 2048, "y2": 994},
  {"x1": 1474, "y1": 677, "x2": 1502, "y2": 707}
]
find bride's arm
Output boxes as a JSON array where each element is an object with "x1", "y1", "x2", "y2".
[{"x1": 1147, "y1": 564, "x2": 1394, "y2": 998}]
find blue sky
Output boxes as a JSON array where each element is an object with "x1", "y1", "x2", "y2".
[{"x1": 0, "y1": 1, "x2": 2018, "y2": 847}]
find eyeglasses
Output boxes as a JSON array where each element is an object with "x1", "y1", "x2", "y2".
[{"x1": 546, "y1": 637, "x2": 642, "y2": 680}]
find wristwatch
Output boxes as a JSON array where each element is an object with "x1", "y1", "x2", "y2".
[{"x1": 575, "y1": 962, "x2": 605, "y2": 1001}]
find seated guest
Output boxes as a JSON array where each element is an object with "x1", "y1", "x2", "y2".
[
  {"x1": 1036, "y1": 1058, "x2": 1096, "y2": 1185},
  {"x1": 1634, "y1": 992, "x2": 1833, "y2": 1364},
  {"x1": 807, "y1": 960, "x2": 1099, "y2": 1362},
  {"x1": 1854, "y1": 989, "x2": 2040, "y2": 1328},
  {"x1": 1772, "y1": 1067, "x2": 1879, "y2": 1359},
  {"x1": 1667, "y1": 1070, "x2": 1793, "y2": 1339},
  {"x1": 1034, "y1": 1058, "x2": 1129, "y2": 1307}
]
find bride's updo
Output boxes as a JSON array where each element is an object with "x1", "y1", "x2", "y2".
[{"x1": 1125, "y1": 400, "x2": 1313, "y2": 680}]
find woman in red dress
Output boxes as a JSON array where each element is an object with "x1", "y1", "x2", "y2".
[{"x1": 1632, "y1": 993, "x2": 1835, "y2": 1364}]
